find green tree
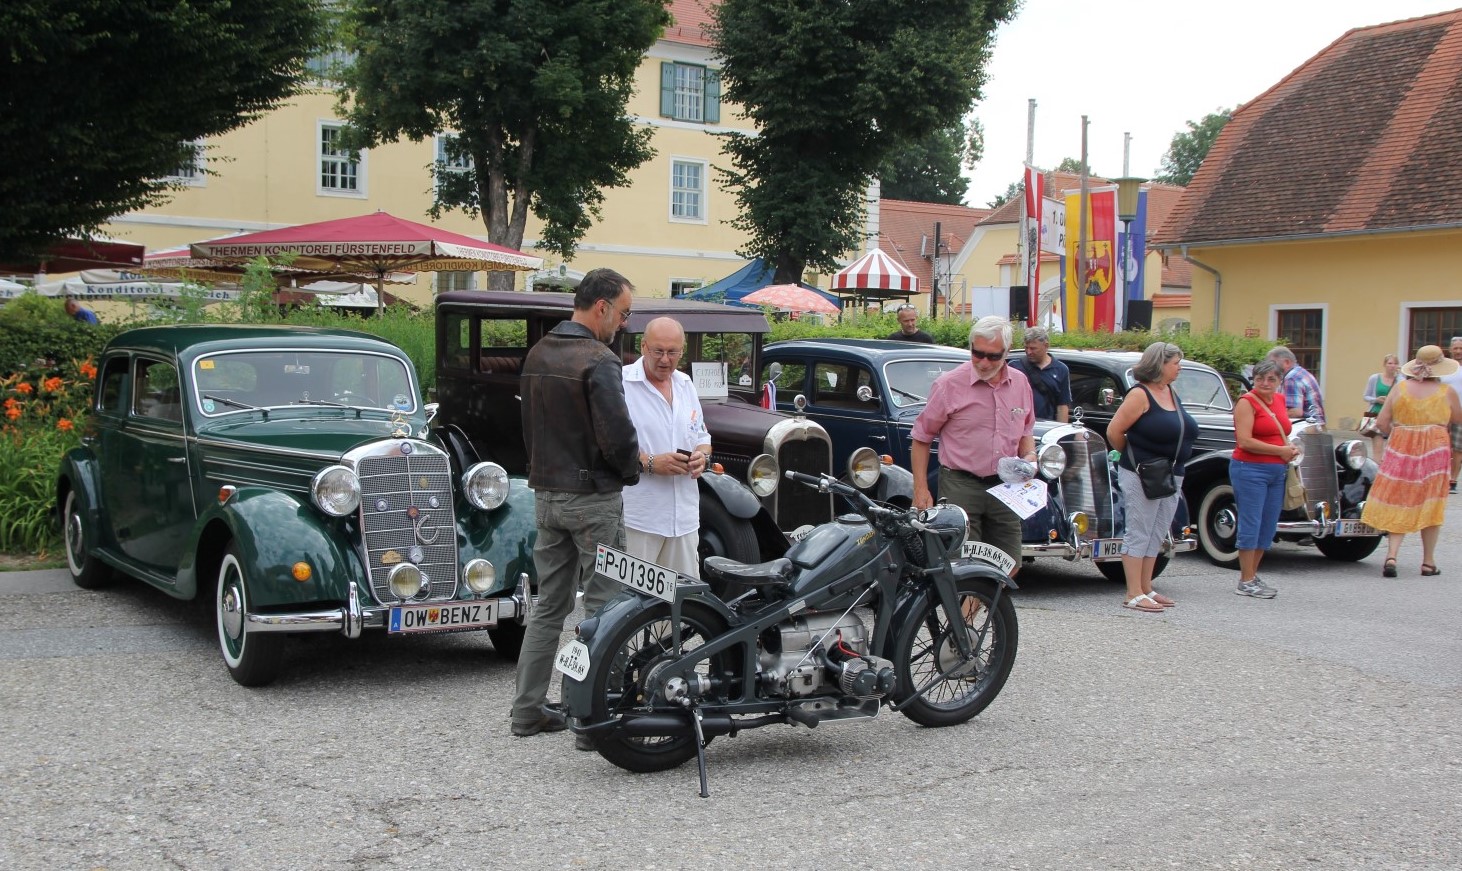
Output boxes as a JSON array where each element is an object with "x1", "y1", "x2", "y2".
[
  {"x1": 1156, "y1": 109, "x2": 1231, "y2": 186},
  {"x1": 0, "y1": 0, "x2": 325, "y2": 262},
  {"x1": 336, "y1": 0, "x2": 672, "y2": 288},
  {"x1": 880, "y1": 119, "x2": 982, "y2": 205},
  {"x1": 712, "y1": 0, "x2": 1016, "y2": 284},
  {"x1": 988, "y1": 180, "x2": 1021, "y2": 209}
]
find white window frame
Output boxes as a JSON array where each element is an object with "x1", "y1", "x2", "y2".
[
  {"x1": 317, "y1": 121, "x2": 366, "y2": 198},
  {"x1": 673, "y1": 63, "x2": 706, "y2": 123},
  {"x1": 669, "y1": 279, "x2": 702, "y2": 297},
  {"x1": 306, "y1": 48, "x2": 356, "y2": 86},
  {"x1": 434, "y1": 133, "x2": 474, "y2": 194},
  {"x1": 669, "y1": 157, "x2": 707, "y2": 224},
  {"x1": 162, "y1": 140, "x2": 207, "y2": 187},
  {"x1": 435, "y1": 271, "x2": 478, "y2": 294}
]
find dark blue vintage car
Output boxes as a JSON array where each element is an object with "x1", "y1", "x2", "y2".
[{"x1": 760, "y1": 339, "x2": 1198, "y2": 582}]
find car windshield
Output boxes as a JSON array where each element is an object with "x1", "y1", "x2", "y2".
[
  {"x1": 883, "y1": 359, "x2": 965, "y2": 408},
  {"x1": 192, "y1": 350, "x2": 416, "y2": 416},
  {"x1": 1121, "y1": 365, "x2": 1234, "y2": 411}
]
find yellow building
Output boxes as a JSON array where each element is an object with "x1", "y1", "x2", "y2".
[
  {"x1": 1154, "y1": 9, "x2": 1462, "y2": 426},
  {"x1": 100, "y1": 0, "x2": 749, "y2": 305}
]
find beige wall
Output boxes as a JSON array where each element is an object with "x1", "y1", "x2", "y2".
[{"x1": 1180, "y1": 229, "x2": 1462, "y2": 426}]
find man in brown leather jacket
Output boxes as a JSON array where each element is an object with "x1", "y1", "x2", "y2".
[{"x1": 511, "y1": 268, "x2": 642, "y2": 740}]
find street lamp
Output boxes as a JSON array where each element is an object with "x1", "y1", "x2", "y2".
[{"x1": 1113, "y1": 176, "x2": 1145, "y2": 308}]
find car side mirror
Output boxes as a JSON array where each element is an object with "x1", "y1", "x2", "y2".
[
  {"x1": 856, "y1": 385, "x2": 874, "y2": 403},
  {"x1": 767, "y1": 361, "x2": 783, "y2": 385},
  {"x1": 1100, "y1": 388, "x2": 1116, "y2": 407},
  {"x1": 793, "y1": 393, "x2": 808, "y2": 412},
  {"x1": 424, "y1": 402, "x2": 439, "y2": 425}
]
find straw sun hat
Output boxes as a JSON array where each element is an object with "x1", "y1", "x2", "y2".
[{"x1": 1400, "y1": 345, "x2": 1459, "y2": 379}]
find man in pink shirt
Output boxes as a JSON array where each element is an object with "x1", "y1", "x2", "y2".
[{"x1": 911, "y1": 315, "x2": 1036, "y2": 569}]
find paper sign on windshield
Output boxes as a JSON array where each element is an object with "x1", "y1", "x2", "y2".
[{"x1": 691, "y1": 362, "x2": 728, "y2": 399}]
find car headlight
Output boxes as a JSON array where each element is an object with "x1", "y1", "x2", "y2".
[
  {"x1": 1068, "y1": 511, "x2": 1090, "y2": 537},
  {"x1": 1288, "y1": 436, "x2": 1305, "y2": 466},
  {"x1": 388, "y1": 562, "x2": 425, "y2": 599},
  {"x1": 462, "y1": 462, "x2": 510, "y2": 510},
  {"x1": 747, "y1": 453, "x2": 779, "y2": 497},
  {"x1": 847, "y1": 447, "x2": 882, "y2": 489},
  {"x1": 311, "y1": 465, "x2": 360, "y2": 517},
  {"x1": 1037, "y1": 443, "x2": 1067, "y2": 479},
  {"x1": 1337, "y1": 439, "x2": 1367, "y2": 470},
  {"x1": 463, "y1": 559, "x2": 496, "y2": 593}
]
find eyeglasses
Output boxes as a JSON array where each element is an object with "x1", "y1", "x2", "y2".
[
  {"x1": 896, "y1": 304, "x2": 918, "y2": 312},
  {"x1": 970, "y1": 350, "x2": 1005, "y2": 362},
  {"x1": 605, "y1": 300, "x2": 631, "y2": 323},
  {"x1": 644, "y1": 348, "x2": 682, "y2": 360}
]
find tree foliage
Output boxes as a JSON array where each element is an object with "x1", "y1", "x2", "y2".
[
  {"x1": 336, "y1": 0, "x2": 671, "y2": 283},
  {"x1": 1156, "y1": 109, "x2": 1231, "y2": 186},
  {"x1": 0, "y1": 0, "x2": 325, "y2": 262},
  {"x1": 879, "y1": 119, "x2": 982, "y2": 205},
  {"x1": 711, "y1": 0, "x2": 1016, "y2": 284}
]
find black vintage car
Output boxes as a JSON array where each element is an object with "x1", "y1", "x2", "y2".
[
  {"x1": 431, "y1": 292, "x2": 907, "y2": 568},
  {"x1": 760, "y1": 339, "x2": 1197, "y2": 582}
]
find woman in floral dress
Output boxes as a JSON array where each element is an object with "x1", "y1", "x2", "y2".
[{"x1": 1361, "y1": 345, "x2": 1462, "y2": 577}]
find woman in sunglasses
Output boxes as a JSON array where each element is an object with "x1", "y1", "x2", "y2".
[{"x1": 1106, "y1": 342, "x2": 1198, "y2": 613}]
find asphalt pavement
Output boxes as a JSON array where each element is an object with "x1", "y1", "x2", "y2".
[{"x1": 0, "y1": 528, "x2": 1458, "y2": 870}]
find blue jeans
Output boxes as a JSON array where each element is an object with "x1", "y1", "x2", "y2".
[{"x1": 1229, "y1": 459, "x2": 1286, "y2": 551}]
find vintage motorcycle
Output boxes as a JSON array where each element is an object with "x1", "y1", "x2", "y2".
[{"x1": 556, "y1": 464, "x2": 1019, "y2": 795}]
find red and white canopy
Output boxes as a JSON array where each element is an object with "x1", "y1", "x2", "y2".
[{"x1": 830, "y1": 249, "x2": 919, "y2": 295}]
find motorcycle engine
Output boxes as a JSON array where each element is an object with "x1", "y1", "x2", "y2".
[{"x1": 757, "y1": 609, "x2": 895, "y2": 699}]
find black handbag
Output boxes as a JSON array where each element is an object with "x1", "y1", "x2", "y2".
[{"x1": 1134, "y1": 387, "x2": 1184, "y2": 499}]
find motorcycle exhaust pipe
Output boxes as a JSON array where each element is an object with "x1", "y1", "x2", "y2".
[{"x1": 618, "y1": 712, "x2": 785, "y2": 739}]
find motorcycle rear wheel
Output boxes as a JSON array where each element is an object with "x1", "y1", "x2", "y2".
[
  {"x1": 590, "y1": 602, "x2": 730, "y2": 773},
  {"x1": 892, "y1": 578, "x2": 1018, "y2": 728}
]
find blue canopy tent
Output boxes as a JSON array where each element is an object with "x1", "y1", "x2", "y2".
[{"x1": 677, "y1": 260, "x2": 841, "y2": 310}]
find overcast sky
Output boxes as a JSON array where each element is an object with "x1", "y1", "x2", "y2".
[{"x1": 962, "y1": 0, "x2": 1457, "y2": 206}]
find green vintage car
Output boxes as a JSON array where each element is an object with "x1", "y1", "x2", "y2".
[{"x1": 55, "y1": 325, "x2": 538, "y2": 686}]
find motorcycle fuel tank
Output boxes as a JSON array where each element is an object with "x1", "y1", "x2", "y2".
[{"x1": 784, "y1": 515, "x2": 888, "y2": 601}]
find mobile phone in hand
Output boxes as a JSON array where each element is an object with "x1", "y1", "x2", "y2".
[{"x1": 676, "y1": 449, "x2": 694, "y2": 459}]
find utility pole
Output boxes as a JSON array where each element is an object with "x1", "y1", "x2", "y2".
[
  {"x1": 930, "y1": 221, "x2": 941, "y2": 320},
  {"x1": 1076, "y1": 115, "x2": 1089, "y2": 331}
]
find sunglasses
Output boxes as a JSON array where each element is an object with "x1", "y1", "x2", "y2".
[{"x1": 970, "y1": 350, "x2": 1005, "y2": 362}]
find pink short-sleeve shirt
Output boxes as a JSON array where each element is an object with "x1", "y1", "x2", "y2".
[{"x1": 910, "y1": 361, "x2": 1035, "y2": 477}]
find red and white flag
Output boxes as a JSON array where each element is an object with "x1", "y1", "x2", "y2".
[
  {"x1": 761, "y1": 380, "x2": 777, "y2": 409},
  {"x1": 1022, "y1": 165, "x2": 1044, "y2": 325}
]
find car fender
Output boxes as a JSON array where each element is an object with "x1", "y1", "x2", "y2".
[
  {"x1": 1339, "y1": 457, "x2": 1379, "y2": 515},
  {"x1": 700, "y1": 470, "x2": 763, "y2": 520},
  {"x1": 859, "y1": 463, "x2": 913, "y2": 506},
  {"x1": 1180, "y1": 449, "x2": 1233, "y2": 507},
  {"x1": 55, "y1": 448, "x2": 106, "y2": 549},
  {"x1": 455, "y1": 477, "x2": 538, "y2": 597},
  {"x1": 176, "y1": 488, "x2": 366, "y2": 606}
]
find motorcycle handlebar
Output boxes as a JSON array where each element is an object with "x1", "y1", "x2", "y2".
[{"x1": 783, "y1": 470, "x2": 909, "y2": 527}]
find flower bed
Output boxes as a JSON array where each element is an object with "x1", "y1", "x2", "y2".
[{"x1": 0, "y1": 359, "x2": 94, "y2": 553}]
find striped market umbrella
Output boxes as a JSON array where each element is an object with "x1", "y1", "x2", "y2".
[{"x1": 830, "y1": 248, "x2": 920, "y2": 296}]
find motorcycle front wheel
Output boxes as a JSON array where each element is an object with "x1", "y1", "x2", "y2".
[
  {"x1": 892, "y1": 578, "x2": 1018, "y2": 728},
  {"x1": 590, "y1": 602, "x2": 730, "y2": 773}
]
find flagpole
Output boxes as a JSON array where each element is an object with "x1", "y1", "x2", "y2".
[{"x1": 1077, "y1": 115, "x2": 1089, "y2": 332}]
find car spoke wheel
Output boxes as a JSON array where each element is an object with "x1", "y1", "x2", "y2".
[
  {"x1": 216, "y1": 544, "x2": 285, "y2": 687},
  {"x1": 1196, "y1": 482, "x2": 1241, "y2": 568},
  {"x1": 892, "y1": 578, "x2": 1018, "y2": 728},
  {"x1": 63, "y1": 490, "x2": 112, "y2": 589}
]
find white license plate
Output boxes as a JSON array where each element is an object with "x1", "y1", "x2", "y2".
[
  {"x1": 388, "y1": 600, "x2": 497, "y2": 634},
  {"x1": 959, "y1": 541, "x2": 1018, "y2": 576},
  {"x1": 595, "y1": 544, "x2": 678, "y2": 602},
  {"x1": 1336, "y1": 519, "x2": 1376, "y2": 537},
  {"x1": 555, "y1": 640, "x2": 591, "y2": 681},
  {"x1": 1090, "y1": 538, "x2": 1124, "y2": 560}
]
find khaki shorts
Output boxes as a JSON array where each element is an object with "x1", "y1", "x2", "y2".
[{"x1": 937, "y1": 467, "x2": 1022, "y2": 565}]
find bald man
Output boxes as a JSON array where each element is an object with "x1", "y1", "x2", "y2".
[{"x1": 622, "y1": 317, "x2": 712, "y2": 577}]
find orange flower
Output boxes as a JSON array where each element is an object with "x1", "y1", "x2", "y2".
[
  {"x1": 57, "y1": 418, "x2": 74, "y2": 431},
  {"x1": 3, "y1": 398, "x2": 16, "y2": 410},
  {"x1": 80, "y1": 362, "x2": 98, "y2": 380},
  {"x1": 42, "y1": 376, "x2": 64, "y2": 393},
  {"x1": 15, "y1": 382, "x2": 33, "y2": 395},
  {"x1": 5, "y1": 406, "x2": 21, "y2": 421}
]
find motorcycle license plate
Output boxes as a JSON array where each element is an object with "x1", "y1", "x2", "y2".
[
  {"x1": 959, "y1": 541, "x2": 1018, "y2": 576},
  {"x1": 1336, "y1": 519, "x2": 1376, "y2": 537},
  {"x1": 1090, "y1": 538, "x2": 1124, "y2": 560},
  {"x1": 555, "y1": 640, "x2": 591, "y2": 682},
  {"x1": 388, "y1": 600, "x2": 497, "y2": 634},
  {"x1": 595, "y1": 544, "x2": 678, "y2": 603}
]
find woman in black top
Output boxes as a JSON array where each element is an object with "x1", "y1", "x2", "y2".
[{"x1": 1106, "y1": 342, "x2": 1199, "y2": 613}]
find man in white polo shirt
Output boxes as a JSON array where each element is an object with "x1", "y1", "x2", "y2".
[{"x1": 622, "y1": 317, "x2": 712, "y2": 576}]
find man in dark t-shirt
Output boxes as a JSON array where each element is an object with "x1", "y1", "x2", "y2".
[
  {"x1": 886, "y1": 303, "x2": 934, "y2": 344},
  {"x1": 1008, "y1": 327, "x2": 1071, "y2": 421}
]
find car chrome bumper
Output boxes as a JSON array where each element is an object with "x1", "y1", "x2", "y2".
[
  {"x1": 244, "y1": 574, "x2": 538, "y2": 638},
  {"x1": 1022, "y1": 534, "x2": 1198, "y2": 562}
]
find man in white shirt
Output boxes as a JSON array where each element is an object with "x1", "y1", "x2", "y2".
[{"x1": 622, "y1": 317, "x2": 712, "y2": 576}]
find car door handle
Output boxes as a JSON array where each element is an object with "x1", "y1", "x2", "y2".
[
  {"x1": 166, "y1": 456, "x2": 187, "y2": 464},
  {"x1": 868, "y1": 435, "x2": 887, "y2": 442}
]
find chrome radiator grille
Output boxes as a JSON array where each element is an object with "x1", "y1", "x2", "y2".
[
  {"x1": 776, "y1": 439, "x2": 833, "y2": 529},
  {"x1": 352, "y1": 441, "x2": 459, "y2": 604},
  {"x1": 1057, "y1": 430, "x2": 1117, "y2": 538},
  {"x1": 1295, "y1": 431, "x2": 1340, "y2": 517}
]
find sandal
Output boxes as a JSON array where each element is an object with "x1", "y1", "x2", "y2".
[
  {"x1": 1148, "y1": 591, "x2": 1176, "y2": 607},
  {"x1": 1122, "y1": 594, "x2": 1165, "y2": 613},
  {"x1": 1382, "y1": 558, "x2": 1397, "y2": 578},
  {"x1": 1421, "y1": 563, "x2": 1441, "y2": 576}
]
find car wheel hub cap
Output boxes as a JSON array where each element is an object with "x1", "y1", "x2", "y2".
[
  {"x1": 1215, "y1": 507, "x2": 1237, "y2": 540},
  {"x1": 66, "y1": 514, "x2": 83, "y2": 560},
  {"x1": 221, "y1": 584, "x2": 243, "y2": 640}
]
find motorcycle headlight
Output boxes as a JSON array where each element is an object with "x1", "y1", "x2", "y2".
[
  {"x1": 847, "y1": 447, "x2": 882, "y2": 490},
  {"x1": 464, "y1": 558, "x2": 496, "y2": 593},
  {"x1": 747, "y1": 453, "x2": 779, "y2": 497},
  {"x1": 388, "y1": 562, "x2": 425, "y2": 599},
  {"x1": 462, "y1": 462, "x2": 510, "y2": 510},
  {"x1": 1037, "y1": 443, "x2": 1067, "y2": 479},
  {"x1": 1337, "y1": 439, "x2": 1367, "y2": 470},
  {"x1": 311, "y1": 465, "x2": 360, "y2": 517}
]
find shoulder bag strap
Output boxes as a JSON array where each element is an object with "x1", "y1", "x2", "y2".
[{"x1": 1171, "y1": 389, "x2": 1185, "y2": 465}]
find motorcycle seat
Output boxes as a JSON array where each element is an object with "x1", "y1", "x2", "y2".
[{"x1": 702, "y1": 556, "x2": 793, "y2": 588}]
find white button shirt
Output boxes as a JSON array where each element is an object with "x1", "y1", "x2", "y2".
[{"x1": 622, "y1": 358, "x2": 709, "y2": 537}]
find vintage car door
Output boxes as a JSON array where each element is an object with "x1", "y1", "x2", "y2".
[
  {"x1": 805, "y1": 359, "x2": 890, "y2": 462},
  {"x1": 99, "y1": 356, "x2": 196, "y2": 576}
]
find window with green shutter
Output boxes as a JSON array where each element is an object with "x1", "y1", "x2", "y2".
[{"x1": 660, "y1": 61, "x2": 720, "y2": 124}]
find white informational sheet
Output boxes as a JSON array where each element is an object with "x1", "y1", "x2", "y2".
[
  {"x1": 987, "y1": 479, "x2": 1048, "y2": 520},
  {"x1": 691, "y1": 361, "x2": 728, "y2": 399}
]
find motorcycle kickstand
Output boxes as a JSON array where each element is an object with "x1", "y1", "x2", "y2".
[{"x1": 688, "y1": 704, "x2": 711, "y2": 799}]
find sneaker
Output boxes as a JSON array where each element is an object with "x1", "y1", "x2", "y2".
[
  {"x1": 1252, "y1": 576, "x2": 1279, "y2": 596},
  {"x1": 510, "y1": 708, "x2": 568, "y2": 737},
  {"x1": 1236, "y1": 580, "x2": 1277, "y2": 599}
]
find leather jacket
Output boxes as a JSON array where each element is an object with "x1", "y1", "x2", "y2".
[{"x1": 521, "y1": 321, "x2": 641, "y2": 493}]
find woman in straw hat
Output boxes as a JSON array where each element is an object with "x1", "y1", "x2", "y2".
[{"x1": 1361, "y1": 345, "x2": 1462, "y2": 577}]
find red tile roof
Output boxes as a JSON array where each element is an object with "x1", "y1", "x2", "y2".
[
  {"x1": 875, "y1": 198, "x2": 993, "y2": 292},
  {"x1": 1155, "y1": 9, "x2": 1462, "y2": 246},
  {"x1": 664, "y1": 0, "x2": 715, "y2": 47}
]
